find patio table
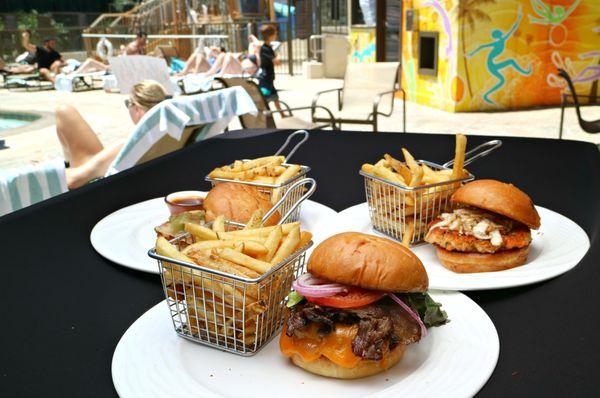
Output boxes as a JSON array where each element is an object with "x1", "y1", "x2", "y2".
[{"x1": 1, "y1": 129, "x2": 598, "y2": 397}]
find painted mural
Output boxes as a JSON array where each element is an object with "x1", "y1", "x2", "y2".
[
  {"x1": 350, "y1": 28, "x2": 377, "y2": 63},
  {"x1": 401, "y1": 0, "x2": 600, "y2": 111}
]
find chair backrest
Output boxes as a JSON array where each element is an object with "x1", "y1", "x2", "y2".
[
  {"x1": 155, "y1": 46, "x2": 179, "y2": 67},
  {"x1": 0, "y1": 158, "x2": 67, "y2": 216},
  {"x1": 108, "y1": 55, "x2": 175, "y2": 95},
  {"x1": 342, "y1": 62, "x2": 399, "y2": 112},
  {"x1": 558, "y1": 69, "x2": 582, "y2": 116},
  {"x1": 216, "y1": 77, "x2": 276, "y2": 129},
  {"x1": 107, "y1": 86, "x2": 257, "y2": 175}
]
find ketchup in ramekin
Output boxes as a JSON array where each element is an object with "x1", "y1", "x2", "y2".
[{"x1": 164, "y1": 191, "x2": 205, "y2": 215}]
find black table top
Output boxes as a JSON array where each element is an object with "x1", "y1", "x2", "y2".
[{"x1": 1, "y1": 129, "x2": 598, "y2": 397}]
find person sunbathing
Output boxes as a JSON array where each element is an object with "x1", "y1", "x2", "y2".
[
  {"x1": 55, "y1": 80, "x2": 166, "y2": 189},
  {"x1": 175, "y1": 46, "x2": 224, "y2": 75},
  {"x1": 64, "y1": 58, "x2": 110, "y2": 75},
  {"x1": 21, "y1": 31, "x2": 64, "y2": 83},
  {"x1": 0, "y1": 58, "x2": 36, "y2": 75}
]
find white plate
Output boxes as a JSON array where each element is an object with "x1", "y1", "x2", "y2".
[
  {"x1": 112, "y1": 291, "x2": 499, "y2": 398},
  {"x1": 90, "y1": 197, "x2": 337, "y2": 274},
  {"x1": 328, "y1": 203, "x2": 590, "y2": 291}
]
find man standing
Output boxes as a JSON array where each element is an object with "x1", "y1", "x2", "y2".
[
  {"x1": 122, "y1": 31, "x2": 147, "y2": 55},
  {"x1": 21, "y1": 31, "x2": 63, "y2": 83}
]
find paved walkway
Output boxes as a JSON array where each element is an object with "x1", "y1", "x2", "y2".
[{"x1": 0, "y1": 75, "x2": 598, "y2": 170}]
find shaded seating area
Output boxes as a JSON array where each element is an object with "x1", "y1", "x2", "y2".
[
  {"x1": 557, "y1": 68, "x2": 600, "y2": 139},
  {"x1": 0, "y1": 87, "x2": 257, "y2": 215},
  {"x1": 311, "y1": 62, "x2": 404, "y2": 132},
  {"x1": 215, "y1": 77, "x2": 335, "y2": 130}
]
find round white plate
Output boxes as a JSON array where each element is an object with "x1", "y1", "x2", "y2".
[
  {"x1": 328, "y1": 203, "x2": 590, "y2": 291},
  {"x1": 90, "y1": 197, "x2": 337, "y2": 274},
  {"x1": 112, "y1": 291, "x2": 498, "y2": 398}
]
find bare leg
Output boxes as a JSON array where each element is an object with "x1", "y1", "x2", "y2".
[
  {"x1": 193, "y1": 54, "x2": 211, "y2": 73},
  {"x1": 38, "y1": 68, "x2": 55, "y2": 83},
  {"x1": 176, "y1": 53, "x2": 199, "y2": 76},
  {"x1": 55, "y1": 104, "x2": 104, "y2": 166},
  {"x1": 65, "y1": 144, "x2": 122, "y2": 189},
  {"x1": 217, "y1": 53, "x2": 244, "y2": 76},
  {"x1": 203, "y1": 53, "x2": 226, "y2": 76},
  {"x1": 71, "y1": 58, "x2": 108, "y2": 75}
]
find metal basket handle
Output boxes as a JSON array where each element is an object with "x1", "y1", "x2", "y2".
[
  {"x1": 274, "y1": 130, "x2": 309, "y2": 162},
  {"x1": 443, "y1": 139, "x2": 502, "y2": 168},
  {"x1": 261, "y1": 177, "x2": 316, "y2": 225}
]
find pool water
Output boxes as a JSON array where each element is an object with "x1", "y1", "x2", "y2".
[{"x1": 0, "y1": 112, "x2": 39, "y2": 133}]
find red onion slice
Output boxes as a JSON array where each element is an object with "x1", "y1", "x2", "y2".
[
  {"x1": 388, "y1": 293, "x2": 428, "y2": 338},
  {"x1": 291, "y1": 273, "x2": 348, "y2": 298}
]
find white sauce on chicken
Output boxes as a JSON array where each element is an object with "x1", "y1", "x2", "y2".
[{"x1": 429, "y1": 208, "x2": 510, "y2": 246}]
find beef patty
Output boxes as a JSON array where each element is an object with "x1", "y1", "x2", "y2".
[{"x1": 286, "y1": 297, "x2": 420, "y2": 361}]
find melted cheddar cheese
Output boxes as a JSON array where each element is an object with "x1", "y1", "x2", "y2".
[{"x1": 280, "y1": 323, "x2": 362, "y2": 368}]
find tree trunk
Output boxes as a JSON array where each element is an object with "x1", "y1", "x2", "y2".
[{"x1": 461, "y1": 23, "x2": 473, "y2": 98}]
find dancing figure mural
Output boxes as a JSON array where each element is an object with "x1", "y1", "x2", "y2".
[
  {"x1": 467, "y1": 6, "x2": 532, "y2": 105},
  {"x1": 528, "y1": 0, "x2": 581, "y2": 25}
]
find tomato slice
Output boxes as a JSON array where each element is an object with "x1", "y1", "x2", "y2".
[{"x1": 306, "y1": 287, "x2": 385, "y2": 309}]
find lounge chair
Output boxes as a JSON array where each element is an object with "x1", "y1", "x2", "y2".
[
  {"x1": 0, "y1": 158, "x2": 68, "y2": 217},
  {"x1": 311, "y1": 62, "x2": 405, "y2": 132},
  {"x1": 557, "y1": 68, "x2": 600, "y2": 139},
  {"x1": 215, "y1": 77, "x2": 335, "y2": 130},
  {"x1": 0, "y1": 87, "x2": 257, "y2": 216},
  {"x1": 108, "y1": 55, "x2": 177, "y2": 95},
  {"x1": 3, "y1": 73, "x2": 54, "y2": 91},
  {"x1": 54, "y1": 71, "x2": 109, "y2": 92}
]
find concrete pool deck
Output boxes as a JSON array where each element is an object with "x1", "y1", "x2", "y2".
[{"x1": 0, "y1": 74, "x2": 598, "y2": 170}]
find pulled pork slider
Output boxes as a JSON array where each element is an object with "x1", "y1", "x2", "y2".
[
  {"x1": 280, "y1": 232, "x2": 447, "y2": 379},
  {"x1": 425, "y1": 179, "x2": 541, "y2": 273},
  {"x1": 203, "y1": 182, "x2": 281, "y2": 226}
]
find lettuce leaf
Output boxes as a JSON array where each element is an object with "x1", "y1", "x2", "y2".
[
  {"x1": 286, "y1": 291, "x2": 305, "y2": 308},
  {"x1": 400, "y1": 292, "x2": 449, "y2": 328},
  {"x1": 169, "y1": 210, "x2": 205, "y2": 233}
]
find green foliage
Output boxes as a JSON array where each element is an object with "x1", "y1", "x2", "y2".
[
  {"x1": 112, "y1": 0, "x2": 138, "y2": 12},
  {"x1": 17, "y1": 9, "x2": 39, "y2": 32}
]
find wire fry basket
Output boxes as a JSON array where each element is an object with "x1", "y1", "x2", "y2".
[
  {"x1": 205, "y1": 130, "x2": 311, "y2": 222},
  {"x1": 148, "y1": 178, "x2": 316, "y2": 355},
  {"x1": 361, "y1": 140, "x2": 502, "y2": 244},
  {"x1": 149, "y1": 232, "x2": 311, "y2": 356}
]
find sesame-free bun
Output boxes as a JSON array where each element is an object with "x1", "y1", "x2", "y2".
[
  {"x1": 289, "y1": 344, "x2": 406, "y2": 379},
  {"x1": 307, "y1": 232, "x2": 428, "y2": 292},
  {"x1": 451, "y1": 180, "x2": 540, "y2": 229},
  {"x1": 436, "y1": 246, "x2": 530, "y2": 273},
  {"x1": 203, "y1": 183, "x2": 280, "y2": 226}
]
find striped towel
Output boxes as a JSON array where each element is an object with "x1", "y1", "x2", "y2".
[
  {"x1": 0, "y1": 158, "x2": 67, "y2": 216},
  {"x1": 106, "y1": 86, "x2": 257, "y2": 175},
  {"x1": 54, "y1": 71, "x2": 108, "y2": 92}
]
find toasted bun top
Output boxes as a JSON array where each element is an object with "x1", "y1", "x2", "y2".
[
  {"x1": 307, "y1": 232, "x2": 428, "y2": 292},
  {"x1": 451, "y1": 179, "x2": 541, "y2": 229},
  {"x1": 203, "y1": 183, "x2": 280, "y2": 226}
]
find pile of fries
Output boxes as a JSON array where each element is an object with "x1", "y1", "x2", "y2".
[
  {"x1": 155, "y1": 215, "x2": 312, "y2": 348},
  {"x1": 207, "y1": 155, "x2": 304, "y2": 204},
  {"x1": 360, "y1": 134, "x2": 470, "y2": 245}
]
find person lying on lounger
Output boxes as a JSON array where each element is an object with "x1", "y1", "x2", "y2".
[
  {"x1": 55, "y1": 80, "x2": 166, "y2": 189},
  {"x1": 175, "y1": 40, "x2": 260, "y2": 77},
  {"x1": 21, "y1": 31, "x2": 65, "y2": 83}
]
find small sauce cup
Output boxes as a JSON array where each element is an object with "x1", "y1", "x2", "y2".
[{"x1": 164, "y1": 191, "x2": 205, "y2": 215}]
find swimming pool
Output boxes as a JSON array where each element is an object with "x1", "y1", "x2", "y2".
[{"x1": 0, "y1": 112, "x2": 40, "y2": 133}]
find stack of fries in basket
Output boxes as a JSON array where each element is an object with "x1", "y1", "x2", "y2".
[
  {"x1": 207, "y1": 155, "x2": 303, "y2": 204},
  {"x1": 155, "y1": 211, "x2": 312, "y2": 347},
  {"x1": 361, "y1": 134, "x2": 469, "y2": 244}
]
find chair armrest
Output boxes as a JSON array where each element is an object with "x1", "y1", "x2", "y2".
[
  {"x1": 373, "y1": 88, "x2": 400, "y2": 118},
  {"x1": 264, "y1": 105, "x2": 336, "y2": 127},
  {"x1": 312, "y1": 87, "x2": 342, "y2": 112}
]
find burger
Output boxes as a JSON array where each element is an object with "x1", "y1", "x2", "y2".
[
  {"x1": 425, "y1": 179, "x2": 541, "y2": 273},
  {"x1": 203, "y1": 182, "x2": 281, "y2": 226},
  {"x1": 280, "y1": 232, "x2": 447, "y2": 379}
]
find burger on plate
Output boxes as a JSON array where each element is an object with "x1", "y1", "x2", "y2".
[
  {"x1": 425, "y1": 179, "x2": 541, "y2": 273},
  {"x1": 280, "y1": 232, "x2": 447, "y2": 379},
  {"x1": 203, "y1": 182, "x2": 281, "y2": 226}
]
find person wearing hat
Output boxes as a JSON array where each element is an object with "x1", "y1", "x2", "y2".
[{"x1": 21, "y1": 31, "x2": 64, "y2": 83}]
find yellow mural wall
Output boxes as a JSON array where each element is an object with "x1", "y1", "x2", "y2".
[
  {"x1": 401, "y1": 0, "x2": 600, "y2": 111},
  {"x1": 350, "y1": 27, "x2": 377, "y2": 63}
]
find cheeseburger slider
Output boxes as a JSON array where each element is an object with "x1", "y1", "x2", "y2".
[
  {"x1": 280, "y1": 232, "x2": 447, "y2": 379},
  {"x1": 203, "y1": 182, "x2": 281, "y2": 226},
  {"x1": 425, "y1": 179, "x2": 541, "y2": 273}
]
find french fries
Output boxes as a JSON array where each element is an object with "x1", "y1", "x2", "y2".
[
  {"x1": 154, "y1": 218, "x2": 311, "y2": 346},
  {"x1": 207, "y1": 155, "x2": 303, "y2": 191},
  {"x1": 361, "y1": 134, "x2": 470, "y2": 245}
]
